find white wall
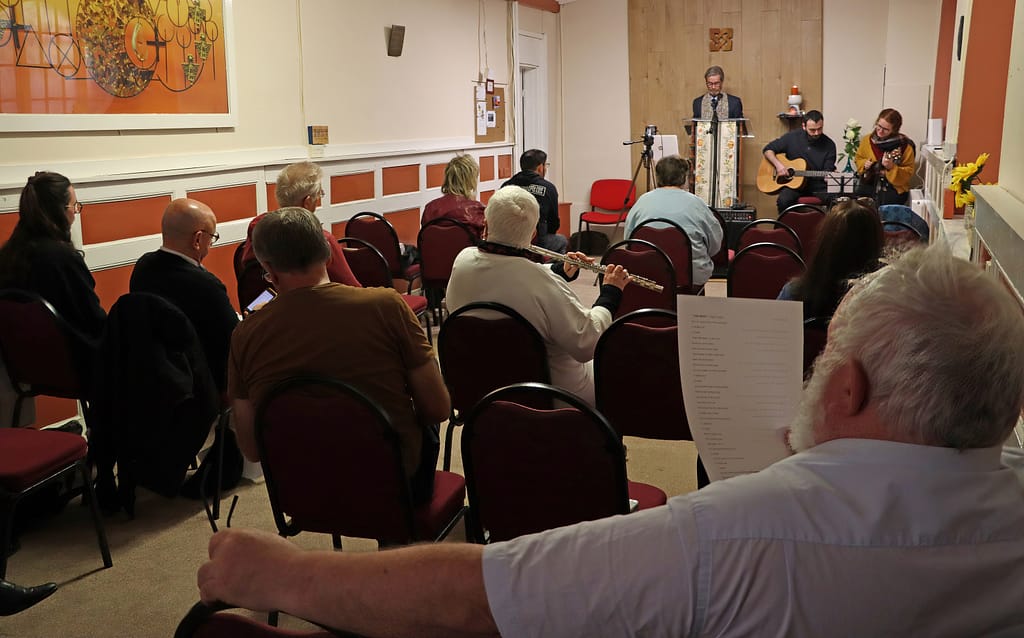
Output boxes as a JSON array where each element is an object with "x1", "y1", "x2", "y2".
[
  {"x1": 823, "y1": 0, "x2": 940, "y2": 151},
  {"x1": 0, "y1": 0, "x2": 511, "y2": 185},
  {"x1": 560, "y1": 0, "x2": 632, "y2": 226},
  {"x1": 999, "y1": 0, "x2": 1024, "y2": 198}
]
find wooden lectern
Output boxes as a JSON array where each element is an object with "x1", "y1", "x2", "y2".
[{"x1": 688, "y1": 118, "x2": 748, "y2": 209}]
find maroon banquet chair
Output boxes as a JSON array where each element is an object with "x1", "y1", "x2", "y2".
[
  {"x1": 417, "y1": 218, "x2": 478, "y2": 322},
  {"x1": 339, "y1": 237, "x2": 431, "y2": 343},
  {"x1": 778, "y1": 204, "x2": 826, "y2": 264},
  {"x1": 600, "y1": 239, "x2": 676, "y2": 318},
  {"x1": 0, "y1": 428, "x2": 113, "y2": 578},
  {"x1": 710, "y1": 209, "x2": 733, "y2": 278},
  {"x1": 735, "y1": 219, "x2": 803, "y2": 256},
  {"x1": 0, "y1": 289, "x2": 95, "y2": 428},
  {"x1": 255, "y1": 376, "x2": 466, "y2": 550},
  {"x1": 345, "y1": 212, "x2": 420, "y2": 292},
  {"x1": 727, "y1": 243, "x2": 806, "y2": 300},
  {"x1": 174, "y1": 601, "x2": 357, "y2": 638},
  {"x1": 462, "y1": 382, "x2": 667, "y2": 543},
  {"x1": 437, "y1": 302, "x2": 550, "y2": 471},
  {"x1": 630, "y1": 218, "x2": 700, "y2": 294}
]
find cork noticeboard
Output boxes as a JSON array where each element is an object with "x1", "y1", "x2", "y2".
[{"x1": 474, "y1": 84, "x2": 506, "y2": 144}]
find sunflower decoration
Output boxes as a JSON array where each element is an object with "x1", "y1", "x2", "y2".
[{"x1": 949, "y1": 152, "x2": 990, "y2": 208}]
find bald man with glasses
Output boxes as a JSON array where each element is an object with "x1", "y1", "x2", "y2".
[{"x1": 130, "y1": 198, "x2": 239, "y2": 392}]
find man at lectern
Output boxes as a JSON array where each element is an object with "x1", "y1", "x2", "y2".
[{"x1": 691, "y1": 66, "x2": 744, "y2": 121}]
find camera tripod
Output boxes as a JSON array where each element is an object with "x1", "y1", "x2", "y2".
[{"x1": 623, "y1": 139, "x2": 655, "y2": 207}]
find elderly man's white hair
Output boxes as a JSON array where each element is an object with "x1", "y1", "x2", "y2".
[
  {"x1": 484, "y1": 186, "x2": 540, "y2": 248},
  {"x1": 275, "y1": 161, "x2": 323, "y2": 208},
  {"x1": 823, "y1": 244, "x2": 1024, "y2": 449}
]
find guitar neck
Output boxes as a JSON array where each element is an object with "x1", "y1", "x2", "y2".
[{"x1": 793, "y1": 170, "x2": 845, "y2": 178}]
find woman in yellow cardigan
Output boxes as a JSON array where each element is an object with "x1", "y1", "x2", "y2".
[{"x1": 855, "y1": 108, "x2": 915, "y2": 205}]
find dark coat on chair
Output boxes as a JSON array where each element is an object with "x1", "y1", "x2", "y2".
[
  {"x1": 130, "y1": 249, "x2": 239, "y2": 392},
  {"x1": 90, "y1": 293, "x2": 219, "y2": 514}
]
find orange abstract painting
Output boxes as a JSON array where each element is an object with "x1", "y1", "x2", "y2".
[{"x1": 0, "y1": 0, "x2": 232, "y2": 127}]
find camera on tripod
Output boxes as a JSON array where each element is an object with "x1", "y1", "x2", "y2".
[{"x1": 643, "y1": 124, "x2": 657, "y2": 148}]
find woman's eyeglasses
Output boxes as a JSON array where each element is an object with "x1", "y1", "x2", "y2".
[{"x1": 67, "y1": 202, "x2": 84, "y2": 214}]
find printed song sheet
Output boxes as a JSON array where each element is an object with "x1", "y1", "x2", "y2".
[{"x1": 677, "y1": 296, "x2": 804, "y2": 481}]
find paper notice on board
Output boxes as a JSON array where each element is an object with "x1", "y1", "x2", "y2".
[
  {"x1": 476, "y1": 115, "x2": 487, "y2": 136},
  {"x1": 677, "y1": 296, "x2": 803, "y2": 482},
  {"x1": 475, "y1": 84, "x2": 486, "y2": 101},
  {"x1": 486, "y1": 111, "x2": 496, "y2": 128}
]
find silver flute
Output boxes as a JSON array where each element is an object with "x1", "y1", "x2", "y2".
[{"x1": 527, "y1": 245, "x2": 665, "y2": 293}]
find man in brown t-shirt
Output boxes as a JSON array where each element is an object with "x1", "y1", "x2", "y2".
[{"x1": 228, "y1": 207, "x2": 449, "y2": 503}]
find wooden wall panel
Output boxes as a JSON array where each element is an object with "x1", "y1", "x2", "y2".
[
  {"x1": 426, "y1": 163, "x2": 446, "y2": 189},
  {"x1": 385, "y1": 207, "x2": 421, "y2": 245},
  {"x1": 382, "y1": 165, "x2": 420, "y2": 196},
  {"x1": 92, "y1": 263, "x2": 134, "y2": 311},
  {"x1": 331, "y1": 172, "x2": 375, "y2": 204},
  {"x1": 498, "y1": 154, "x2": 513, "y2": 179},
  {"x1": 480, "y1": 156, "x2": 496, "y2": 182},
  {"x1": 628, "y1": 0, "x2": 823, "y2": 218},
  {"x1": 81, "y1": 195, "x2": 171, "y2": 244},
  {"x1": 187, "y1": 184, "x2": 259, "y2": 222},
  {"x1": 0, "y1": 211, "x2": 17, "y2": 243},
  {"x1": 204, "y1": 242, "x2": 242, "y2": 313}
]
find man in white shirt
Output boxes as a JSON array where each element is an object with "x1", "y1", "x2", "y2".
[{"x1": 196, "y1": 244, "x2": 1024, "y2": 637}]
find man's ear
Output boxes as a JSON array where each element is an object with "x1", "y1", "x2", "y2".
[{"x1": 828, "y1": 359, "x2": 870, "y2": 417}]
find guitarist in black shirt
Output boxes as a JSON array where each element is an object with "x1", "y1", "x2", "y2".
[{"x1": 762, "y1": 111, "x2": 837, "y2": 213}]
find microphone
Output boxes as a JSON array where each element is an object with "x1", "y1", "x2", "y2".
[{"x1": 711, "y1": 95, "x2": 719, "y2": 110}]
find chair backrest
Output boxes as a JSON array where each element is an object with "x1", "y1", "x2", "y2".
[
  {"x1": 339, "y1": 237, "x2": 394, "y2": 288},
  {"x1": 438, "y1": 302, "x2": 551, "y2": 418},
  {"x1": 589, "y1": 178, "x2": 638, "y2": 212},
  {"x1": 778, "y1": 205, "x2": 826, "y2": 262},
  {"x1": 345, "y1": 212, "x2": 404, "y2": 275},
  {"x1": 736, "y1": 219, "x2": 802, "y2": 255},
  {"x1": 462, "y1": 382, "x2": 630, "y2": 542},
  {"x1": 174, "y1": 601, "x2": 342, "y2": 638},
  {"x1": 803, "y1": 316, "x2": 829, "y2": 379},
  {"x1": 236, "y1": 260, "x2": 269, "y2": 311},
  {"x1": 727, "y1": 242, "x2": 806, "y2": 300},
  {"x1": 0, "y1": 289, "x2": 85, "y2": 401},
  {"x1": 600, "y1": 239, "x2": 677, "y2": 318},
  {"x1": 416, "y1": 218, "x2": 478, "y2": 288},
  {"x1": 255, "y1": 376, "x2": 419, "y2": 546},
  {"x1": 231, "y1": 242, "x2": 246, "y2": 280},
  {"x1": 630, "y1": 218, "x2": 695, "y2": 291},
  {"x1": 594, "y1": 309, "x2": 691, "y2": 440},
  {"x1": 710, "y1": 209, "x2": 730, "y2": 272}
]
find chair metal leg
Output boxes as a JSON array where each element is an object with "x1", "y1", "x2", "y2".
[
  {"x1": 212, "y1": 408, "x2": 231, "y2": 520},
  {"x1": 11, "y1": 395, "x2": 24, "y2": 429},
  {"x1": 0, "y1": 500, "x2": 14, "y2": 579},
  {"x1": 442, "y1": 417, "x2": 461, "y2": 472},
  {"x1": 268, "y1": 611, "x2": 279, "y2": 627},
  {"x1": 332, "y1": 534, "x2": 342, "y2": 550},
  {"x1": 79, "y1": 462, "x2": 113, "y2": 570},
  {"x1": 421, "y1": 309, "x2": 432, "y2": 345}
]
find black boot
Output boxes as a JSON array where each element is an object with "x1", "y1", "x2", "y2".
[{"x1": 0, "y1": 580, "x2": 57, "y2": 616}]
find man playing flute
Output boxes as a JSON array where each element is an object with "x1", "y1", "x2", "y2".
[{"x1": 446, "y1": 186, "x2": 629, "y2": 406}]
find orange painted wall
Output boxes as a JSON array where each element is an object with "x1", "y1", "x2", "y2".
[
  {"x1": 0, "y1": 211, "x2": 16, "y2": 243},
  {"x1": 385, "y1": 208, "x2": 421, "y2": 245},
  {"x1": 266, "y1": 184, "x2": 279, "y2": 211},
  {"x1": 426, "y1": 163, "x2": 446, "y2": 189},
  {"x1": 187, "y1": 184, "x2": 259, "y2": 223},
  {"x1": 92, "y1": 263, "x2": 134, "y2": 311},
  {"x1": 33, "y1": 397, "x2": 80, "y2": 427},
  {"x1": 382, "y1": 165, "x2": 420, "y2": 196},
  {"x1": 331, "y1": 172, "x2": 375, "y2": 204},
  {"x1": 82, "y1": 195, "x2": 171, "y2": 245},
  {"x1": 481, "y1": 190, "x2": 495, "y2": 204},
  {"x1": 498, "y1": 154, "x2": 513, "y2": 179},
  {"x1": 932, "y1": 0, "x2": 957, "y2": 120},
  {"x1": 480, "y1": 156, "x2": 496, "y2": 181},
  {"x1": 957, "y1": 0, "x2": 1015, "y2": 179},
  {"x1": 203, "y1": 242, "x2": 242, "y2": 313}
]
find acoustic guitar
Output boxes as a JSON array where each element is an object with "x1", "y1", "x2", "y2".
[
  {"x1": 858, "y1": 148, "x2": 903, "y2": 186},
  {"x1": 756, "y1": 154, "x2": 846, "y2": 195}
]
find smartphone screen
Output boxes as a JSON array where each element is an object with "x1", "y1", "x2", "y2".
[{"x1": 245, "y1": 288, "x2": 277, "y2": 313}]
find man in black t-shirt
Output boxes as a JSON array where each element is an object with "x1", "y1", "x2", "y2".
[
  {"x1": 501, "y1": 149, "x2": 568, "y2": 253},
  {"x1": 763, "y1": 110, "x2": 837, "y2": 213}
]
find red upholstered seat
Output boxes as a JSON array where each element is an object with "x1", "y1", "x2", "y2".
[
  {"x1": 727, "y1": 242, "x2": 806, "y2": 300},
  {"x1": 174, "y1": 602, "x2": 342, "y2": 638},
  {"x1": 628, "y1": 480, "x2": 668, "y2": 509},
  {"x1": 600, "y1": 239, "x2": 676, "y2": 318},
  {"x1": 413, "y1": 470, "x2": 468, "y2": 537},
  {"x1": 578, "y1": 179, "x2": 638, "y2": 239},
  {"x1": 345, "y1": 212, "x2": 421, "y2": 291},
  {"x1": 0, "y1": 429, "x2": 86, "y2": 491},
  {"x1": 0, "y1": 428, "x2": 112, "y2": 578}
]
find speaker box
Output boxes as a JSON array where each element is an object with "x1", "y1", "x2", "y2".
[{"x1": 387, "y1": 25, "x2": 405, "y2": 57}]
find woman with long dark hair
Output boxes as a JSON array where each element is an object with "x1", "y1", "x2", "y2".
[
  {"x1": 0, "y1": 171, "x2": 105, "y2": 337},
  {"x1": 778, "y1": 199, "x2": 883, "y2": 320}
]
